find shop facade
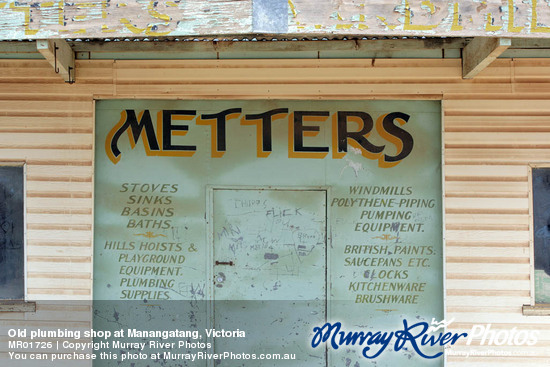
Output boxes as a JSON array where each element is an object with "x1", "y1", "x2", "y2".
[{"x1": 1, "y1": 1, "x2": 550, "y2": 366}]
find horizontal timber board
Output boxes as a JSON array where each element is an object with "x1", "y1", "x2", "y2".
[{"x1": 0, "y1": 58, "x2": 549, "y2": 365}]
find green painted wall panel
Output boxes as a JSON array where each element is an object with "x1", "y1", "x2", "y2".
[{"x1": 93, "y1": 99, "x2": 443, "y2": 366}]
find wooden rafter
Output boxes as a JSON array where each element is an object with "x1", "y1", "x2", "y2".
[
  {"x1": 462, "y1": 37, "x2": 511, "y2": 79},
  {"x1": 37, "y1": 39, "x2": 75, "y2": 83}
]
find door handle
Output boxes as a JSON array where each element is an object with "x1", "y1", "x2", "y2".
[{"x1": 215, "y1": 261, "x2": 234, "y2": 266}]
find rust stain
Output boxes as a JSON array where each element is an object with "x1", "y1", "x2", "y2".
[{"x1": 476, "y1": 1, "x2": 487, "y2": 13}]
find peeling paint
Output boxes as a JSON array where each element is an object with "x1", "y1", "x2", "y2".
[
  {"x1": 0, "y1": 0, "x2": 548, "y2": 39},
  {"x1": 287, "y1": 0, "x2": 550, "y2": 37},
  {"x1": 339, "y1": 156, "x2": 364, "y2": 178},
  {"x1": 0, "y1": 0, "x2": 252, "y2": 38}
]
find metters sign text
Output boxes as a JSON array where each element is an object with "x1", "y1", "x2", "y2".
[{"x1": 106, "y1": 108, "x2": 414, "y2": 167}]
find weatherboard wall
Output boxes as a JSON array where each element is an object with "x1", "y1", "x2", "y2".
[
  {"x1": 0, "y1": 58, "x2": 549, "y2": 365},
  {"x1": 2, "y1": 0, "x2": 550, "y2": 39}
]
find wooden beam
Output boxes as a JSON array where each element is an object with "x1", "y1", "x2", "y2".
[
  {"x1": 69, "y1": 38, "x2": 467, "y2": 53},
  {"x1": 0, "y1": 301, "x2": 36, "y2": 312},
  {"x1": 510, "y1": 38, "x2": 550, "y2": 49},
  {"x1": 523, "y1": 304, "x2": 550, "y2": 316},
  {"x1": 36, "y1": 39, "x2": 75, "y2": 83},
  {"x1": 462, "y1": 37, "x2": 511, "y2": 79}
]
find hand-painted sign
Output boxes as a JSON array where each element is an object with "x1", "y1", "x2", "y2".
[
  {"x1": 531, "y1": 166, "x2": 550, "y2": 303},
  {"x1": 94, "y1": 100, "x2": 442, "y2": 366},
  {"x1": 106, "y1": 108, "x2": 413, "y2": 167},
  {"x1": 1, "y1": 0, "x2": 550, "y2": 40}
]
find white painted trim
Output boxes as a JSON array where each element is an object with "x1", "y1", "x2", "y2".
[
  {"x1": 23, "y1": 162, "x2": 27, "y2": 303},
  {"x1": 440, "y1": 99, "x2": 447, "y2": 366},
  {"x1": 528, "y1": 164, "x2": 536, "y2": 306},
  {"x1": 91, "y1": 99, "x2": 97, "y2": 303}
]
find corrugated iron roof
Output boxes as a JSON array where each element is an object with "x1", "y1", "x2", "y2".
[{"x1": 0, "y1": 35, "x2": 450, "y2": 43}]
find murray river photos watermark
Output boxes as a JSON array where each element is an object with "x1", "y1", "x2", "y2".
[{"x1": 310, "y1": 318, "x2": 540, "y2": 359}]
